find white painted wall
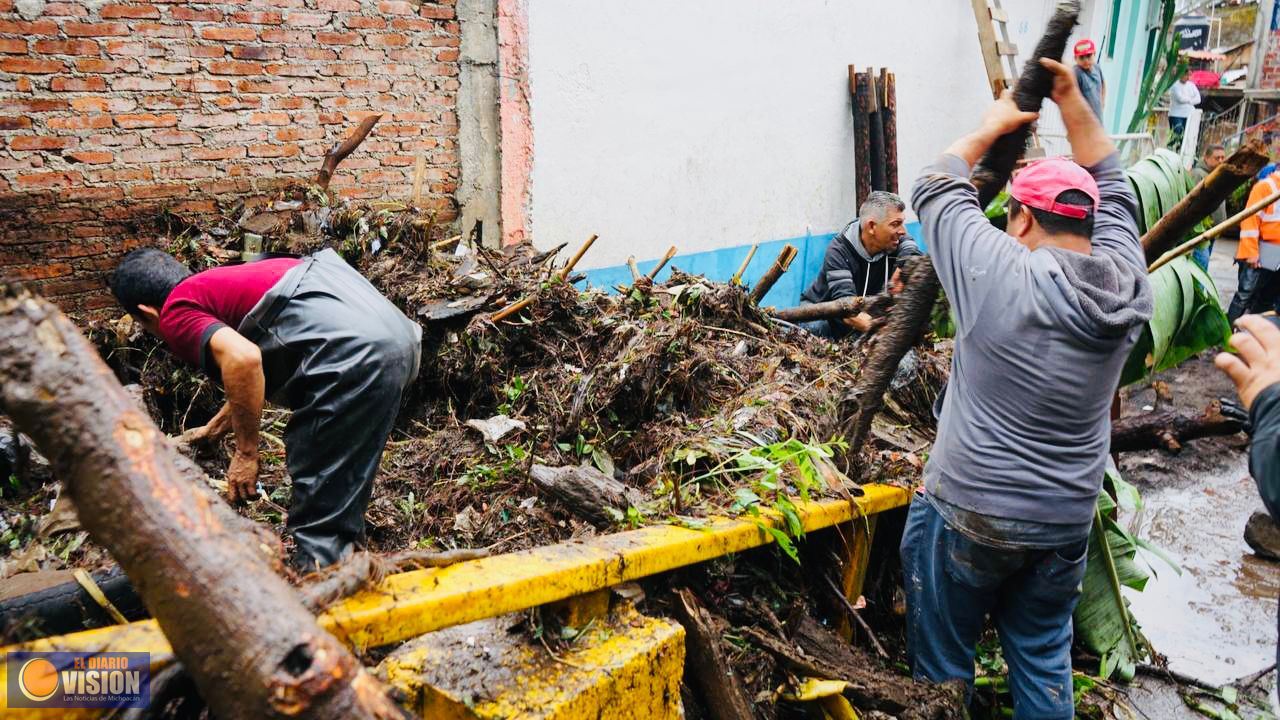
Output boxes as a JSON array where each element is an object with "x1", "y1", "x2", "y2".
[{"x1": 526, "y1": 0, "x2": 1103, "y2": 269}]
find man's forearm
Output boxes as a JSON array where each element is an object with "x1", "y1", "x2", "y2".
[
  {"x1": 1059, "y1": 91, "x2": 1114, "y2": 167},
  {"x1": 943, "y1": 125, "x2": 1002, "y2": 169},
  {"x1": 222, "y1": 360, "x2": 264, "y2": 458}
]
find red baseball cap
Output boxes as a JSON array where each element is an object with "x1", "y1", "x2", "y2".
[
  {"x1": 1010, "y1": 157, "x2": 1099, "y2": 220},
  {"x1": 1074, "y1": 38, "x2": 1096, "y2": 57}
]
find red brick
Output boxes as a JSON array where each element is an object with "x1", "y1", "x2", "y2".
[
  {"x1": 111, "y1": 76, "x2": 172, "y2": 91},
  {"x1": 100, "y1": 4, "x2": 161, "y2": 19},
  {"x1": 0, "y1": 116, "x2": 31, "y2": 130},
  {"x1": 85, "y1": 131, "x2": 140, "y2": 147},
  {"x1": 11, "y1": 263, "x2": 73, "y2": 279},
  {"x1": 247, "y1": 143, "x2": 299, "y2": 157},
  {"x1": 151, "y1": 129, "x2": 201, "y2": 145},
  {"x1": 390, "y1": 17, "x2": 434, "y2": 31},
  {"x1": 265, "y1": 63, "x2": 316, "y2": 77},
  {"x1": 0, "y1": 57, "x2": 65, "y2": 74},
  {"x1": 0, "y1": 38, "x2": 26, "y2": 54},
  {"x1": 114, "y1": 113, "x2": 177, "y2": 128},
  {"x1": 31, "y1": 39, "x2": 99, "y2": 56},
  {"x1": 70, "y1": 97, "x2": 110, "y2": 112},
  {"x1": 230, "y1": 11, "x2": 282, "y2": 24},
  {"x1": 172, "y1": 6, "x2": 224, "y2": 22},
  {"x1": 76, "y1": 58, "x2": 137, "y2": 73},
  {"x1": 201, "y1": 27, "x2": 257, "y2": 42},
  {"x1": 16, "y1": 172, "x2": 81, "y2": 189},
  {"x1": 338, "y1": 47, "x2": 385, "y2": 62},
  {"x1": 121, "y1": 147, "x2": 182, "y2": 163},
  {"x1": 50, "y1": 76, "x2": 110, "y2": 92},
  {"x1": 60, "y1": 185, "x2": 124, "y2": 201},
  {"x1": 175, "y1": 77, "x2": 232, "y2": 92},
  {"x1": 135, "y1": 23, "x2": 193, "y2": 38},
  {"x1": 0, "y1": 20, "x2": 59, "y2": 36},
  {"x1": 43, "y1": 2, "x2": 89, "y2": 16},
  {"x1": 274, "y1": 126, "x2": 324, "y2": 141},
  {"x1": 65, "y1": 150, "x2": 113, "y2": 164},
  {"x1": 0, "y1": 98, "x2": 68, "y2": 112},
  {"x1": 259, "y1": 29, "x2": 312, "y2": 43},
  {"x1": 145, "y1": 58, "x2": 198, "y2": 74},
  {"x1": 128, "y1": 183, "x2": 187, "y2": 199},
  {"x1": 366, "y1": 34, "x2": 409, "y2": 48},
  {"x1": 138, "y1": 94, "x2": 199, "y2": 110},
  {"x1": 188, "y1": 146, "x2": 245, "y2": 161},
  {"x1": 105, "y1": 40, "x2": 150, "y2": 56},
  {"x1": 271, "y1": 96, "x2": 308, "y2": 109},
  {"x1": 249, "y1": 111, "x2": 290, "y2": 125},
  {"x1": 317, "y1": 31, "x2": 358, "y2": 45},
  {"x1": 182, "y1": 44, "x2": 226, "y2": 59},
  {"x1": 318, "y1": 0, "x2": 360, "y2": 10},
  {"x1": 46, "y1": 114, "x2": 113, "y2": 130},
  {"x1": 14, "y1": 77, "x2": 33, "y2": 92},
  {"x1": 209, "y1": 60, "x2": 263, "y2": 75},
  {"x1": 284, "y1": 12, "x2": 330, "y2": 27},
  {"x1": 344, "y1": 16, "x2": 385, "y2": 29},
  {"x1": 62, "y1": 22, "x2": 130, "y2": 37},
  {"x1": 233, "y1": 45, "x2": 284, "y2": 61},
  {"x1": 418, "y1": 5, "x2": 455, "y2": 19},
  {"x1": 236, "y1": 79, "x2": 288, "y2": 93},
  {"x1": 178, "y1": 113, "x2": 239, "y2": 127},
  {"x1": 324, "y1": 63, "x2": 367, "y2": 77},
  {"x1": 285, "y1": 46, "x2": 336, "y2": 61},
  {"x1": 212, "y1": 94, "x2": 260, "y2": 110}
]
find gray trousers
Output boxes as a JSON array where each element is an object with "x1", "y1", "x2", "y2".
[{"x1": 240, "y1": 249, "x2": 422, "y2": 569}]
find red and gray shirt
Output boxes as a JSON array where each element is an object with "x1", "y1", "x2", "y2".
[{"x1": 158, "y1": 258, "x2": 302, "y2": 372}]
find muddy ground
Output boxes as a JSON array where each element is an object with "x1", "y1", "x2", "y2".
[{"x1": 1120, "y1": 242, "x2": 1280, "y2": 718}]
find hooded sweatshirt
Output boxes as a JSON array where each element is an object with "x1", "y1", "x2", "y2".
[
  {"x1": 910, "y1": 152, "x2": 1153, "y2": 546},
  {"x1": 799, "y1": 221, "x2": 921, "y2": 339}
]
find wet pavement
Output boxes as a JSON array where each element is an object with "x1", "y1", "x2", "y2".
[{"x1": 1121, "y1": 241, "x2": 1280, "y2": 716}]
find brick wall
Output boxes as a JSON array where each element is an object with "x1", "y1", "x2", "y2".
[{"x1": 0, "y1": 0, "x2": 460, "y2": 314}]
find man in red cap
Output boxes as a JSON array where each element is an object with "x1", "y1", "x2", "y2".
[
  {"x1": 1073, "y1": 38, "x2": 1106, "y2": 120},
  {"x1": 902, "y1": 59, "x2": 1152, "y2": 719}
]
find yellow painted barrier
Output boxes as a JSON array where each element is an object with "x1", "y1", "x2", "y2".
[{"x1": 0, "y1": 484, "x2": 911, "y2": 717}]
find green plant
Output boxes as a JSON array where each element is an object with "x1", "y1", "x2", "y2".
[
  {"x1": 498, "y1": 375, "x2": 529, "y2": 415},
  {"x1": 1074, "y1": 467, "x2": 1179, "y2": 681},
  {"x1": 690, "y1": 435, "x2": 847, "y2": 563}
]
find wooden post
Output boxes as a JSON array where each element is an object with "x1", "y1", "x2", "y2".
[
  {"x1": 0, "y1": 287, "x2": 408, "y2": 720},
  {"x1": 1141, "y1": 139, "x2": 1268, "y2": 265},
  {"x1": 868, "y1": 69, "x2": 886, "y2": 192},
  {"x1": 673, "y1": 589, "x2": 755, "y2": 720},
  {"x1": 852, "y1": 68, "x2": 872, "y2": 208},
  {"x1": 882, "y1": 70, "x2": 899, "y2": 194},
  {"x1": 748, "y1": 244, "x2": 797, "y2": 305}
]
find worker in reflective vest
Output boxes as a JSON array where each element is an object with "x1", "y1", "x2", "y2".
[{"x1": 1229, "y1": 172, "x2": 1280, "y2": 322}]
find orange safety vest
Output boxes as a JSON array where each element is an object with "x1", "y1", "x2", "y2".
[{"x1": 1238, "y1": 174, "x2": 1280, "y2": 260}]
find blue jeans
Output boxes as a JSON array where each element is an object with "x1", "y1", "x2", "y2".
[
  {"x1": 1192, "y1": 239, "x2": 1214, "y2": 271},
  {"x1": 900, "y1": 498, "x2": 1088, "y2": 720}
]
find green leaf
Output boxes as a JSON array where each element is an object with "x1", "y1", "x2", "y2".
[
  {"x1": 1126, "y1": 170, "x2": 1162, "y2": 233},
  {"x1": 1147, "y1": 262, "x2": 1184, "y2": 369}
]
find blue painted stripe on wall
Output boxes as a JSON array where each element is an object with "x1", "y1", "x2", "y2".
[{"x1": 577, "y1": 220, "x2": 925, "y2": 310}]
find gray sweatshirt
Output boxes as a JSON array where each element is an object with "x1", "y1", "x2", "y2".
[{"x1": 910, "y1": 153, "x2": 1153, "y2": 538}]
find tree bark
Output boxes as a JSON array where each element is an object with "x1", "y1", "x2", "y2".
[
  {"x1": 0, "y1": 287, "x2": 408, "y2": 720},
  {"x1": 1141, "y1": 140, "x2": 1269, "y2": 265},
  {"x1": 970, "y1": 0, "x2": 1081, "y2": 209},
  {"x1": 315, "y1": 114, "x2": 383, "y2": 191},
  {"x1": 868, "y1": 70, "x2": 887, "y2": 193},
  {"x1": 529, "y1": 464, "x2": 640, "y2": 528},
  {"x1": 770, "y1": 294, "x2": 894, "y2": 323},
  {"x1": 749, "y1": 244, "x2": 797, "y2": 305},
  {"x1": 1110, "y1": 401, "x2": 1245, "y2": 454},
  {"x1": 842, "y1": 256, "x2": 941, "y2": 459},
  {"x1": 882, "y1": 70, "x2": 899, "y2": 194},
  {"x1": 672, "y1": 589, "x2": 754, "y2": 720},
  {"x1": 852, "y1": 69, "x2": 872, "y2": 208}
]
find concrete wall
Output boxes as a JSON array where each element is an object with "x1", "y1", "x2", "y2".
[
  {"x1": 523, "y1": 0, "x2": 1103, "y2": 299},
  {"x1": 0, "y1": 0, "x2": 461, "y2": 313}
]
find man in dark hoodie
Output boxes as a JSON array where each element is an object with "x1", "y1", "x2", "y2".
[
  {"x1": 798, "y1": 191, "x2": 921, "y2": 339},
  {"x1": 901, "y1": 59, "x2": 1153, "y2": 719}
]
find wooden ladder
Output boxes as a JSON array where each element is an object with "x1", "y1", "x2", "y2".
[{"x1": 971, "y1": 0, "x2": 1020, "y2": 100}]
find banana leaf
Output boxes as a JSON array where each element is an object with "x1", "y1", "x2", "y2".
[
  {"x1": 1120, "y1": 256, "x2": 1230, "y2": 386},
  {"x1": 1126, "y1": 169, "x2": 1162, "y2": 233}
]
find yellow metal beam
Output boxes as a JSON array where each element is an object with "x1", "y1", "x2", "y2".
[{"x1": 0, "y1": 485, "x2": 910, "y2": 717}]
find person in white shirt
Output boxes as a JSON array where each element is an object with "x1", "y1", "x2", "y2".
[{"x1": 1168, "y1": 69, "x2": 1201, "y2": 147}]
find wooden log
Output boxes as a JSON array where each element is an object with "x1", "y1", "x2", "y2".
[
  {"x1": 1149, "y1": 179, "x2": 1280, "y2": 272},
  {"x1": 529, "y1": 464, "x2": 640, "y2": 528},
  {"x1": 868, "y1": 69, "x2": 887, "y2": 192},
  {"x1": 842, "y1": 256, "x2": 942, "y2": 459},
  {"x1": 0, "y1": 286, "x2": 408, "y2": 720},
  {"x1": 315, "y1": 114, "x2": 383, "y2": 191},
  {"x1": 1141, "y1": 140, "x2": 1269, "y2": 265},
  {"x1": 882, "y1": 70, "x2": 899, "y2": 194},
  {"x1": 749, "y1": 244, "x2": 798, "y2": 305},
  {"x1": 852, "y1": 68, "x2": 872, "y2": 208},
  {"x1": 970, "y1": 1, "x2": 1081, "y2": 208},
  {"x1": 672, "y1": 589, "x2": 755, "y2": 720},
  {"x1": 770, "y1": 294, "x2": 895, "y2": 324},
  {"x1": 1110, "y1": 401, "x2": 1245, "y2": 454}
]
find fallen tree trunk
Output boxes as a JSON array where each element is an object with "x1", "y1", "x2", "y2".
[
  {"x1": 770, "y1": 294, "x2": 894, "y2": 323},
  {"x1": 1110, "y1": 401, "x2": 1245, "y2": 453},
  {"x1": 529, "y1": 463, "x2": 640, "y2": 528},
  {"x1": 1141, "y1": 140, "x2": 1268, "y2": 265},
  {"x1": 0, "y1": 287, "x2": 408, "y2": 720},
  {"x1": 843, "y1": 2, "x2": 1080, "y2": 458},
  {"x1": 673, "y1": 589, "x2": 754, "y2": 720}
]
